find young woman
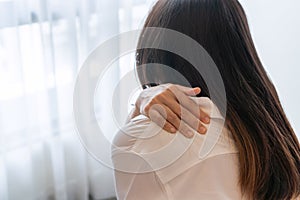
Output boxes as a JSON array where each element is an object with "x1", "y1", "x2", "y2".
[{"x1": 112, "y1": 0, "x2": 300, "y2": 199}]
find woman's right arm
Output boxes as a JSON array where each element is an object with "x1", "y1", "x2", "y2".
[{"x1": 127, "y1": 84, "x2": 210, "y2": 138}]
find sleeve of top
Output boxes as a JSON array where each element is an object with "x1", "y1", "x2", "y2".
[{"x1": 111, "y1": 116, "x2": 168, "y2": 200}]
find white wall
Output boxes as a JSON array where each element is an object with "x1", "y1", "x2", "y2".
[{"x1": 239, "y1": 0, "x2": 300, "y2": 137}]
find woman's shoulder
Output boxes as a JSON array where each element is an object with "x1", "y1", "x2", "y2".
[
  {"x1": 111, "y1": 97, "x2": 240, "y2": 177},
  {"x1": 112, "y1": 97, "x2": 238, "y2": 155},
  {"x1": 112, "y1": 114, "x2": 174, "y2": 153}
]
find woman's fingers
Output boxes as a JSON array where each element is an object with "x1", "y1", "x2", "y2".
[
  {"x1": 136, "y1": 83, "x2": 211, "y2": 136},
  {"x1": 175, "y1": 85, "x2": 201, "y2": 96},
  {"x1": 157, "y1": 96, "x2": 207, "y2": 134},
  {"x1": 149, "y1": 104, "x2": 196, "y2": 138},
  {"x1": 148, "y1": 103, "x2": 207, "y2": 137},
  {"x1": 166, "y1": 85, "x2": 210, "y2": 124},
  {"x1": 177, "y1": 105, "x2": 207, "y2": 134},
  {"x1": 148, "y1": 107, "x2": 177, "y2": 134}
]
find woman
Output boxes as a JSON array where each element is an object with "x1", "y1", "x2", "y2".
[{"x1": 112, "y1": 0, "x2": 300, "y2": 199}]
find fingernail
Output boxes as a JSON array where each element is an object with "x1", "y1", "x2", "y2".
[
  {"x1": 187, "y1": 130, "x2": 194, "y2": 138},
  {"x1": 199, "y1": 127, "x2": 206, "y2": 134},
  {"x1": 171, "y1": 127, "x2": 177, "y2": 133},
  {"x1": 204, "y1": 117, "x2": 210, "y2": 123},
  {"x1": 194, "y1": 87, "x2": 201, "y2": 93}
]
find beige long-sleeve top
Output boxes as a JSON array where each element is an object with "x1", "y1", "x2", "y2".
[{"x1": 111, "y1": 97, "x2": 243, "y2": 200}]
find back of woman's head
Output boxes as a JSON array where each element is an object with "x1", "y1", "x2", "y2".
[{"x1": 136, "y1": 0, "x2": 300, "y2": 199}]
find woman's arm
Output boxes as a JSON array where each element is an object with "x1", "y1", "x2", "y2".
[{"x1": 127, "y1": 84, "x2": 210, "y2": 138}]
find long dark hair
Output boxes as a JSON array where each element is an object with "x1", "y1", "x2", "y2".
[{"x1": 135, "y1": 0, "x2": 300, "y2": 199}]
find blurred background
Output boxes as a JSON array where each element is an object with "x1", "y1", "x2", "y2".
[{"x1": 0, "y1": 0, "x2": 299, "y2": 199}]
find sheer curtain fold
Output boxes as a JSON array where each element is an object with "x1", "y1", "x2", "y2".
[{"x1": 0, "y1": 0, "x2": 153, "y2": 199}]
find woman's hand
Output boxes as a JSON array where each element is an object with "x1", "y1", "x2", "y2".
[{"x1": 129, "y1": 84, "x2": 210, "y2": 138}]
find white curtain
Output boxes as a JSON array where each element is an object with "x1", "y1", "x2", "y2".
[
  {"x1": 1, "y1": 0, "x2": 298, "y2": 199},
  {"x1": 0, "y1": 0, "x2": 155, "y2": 199}
]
